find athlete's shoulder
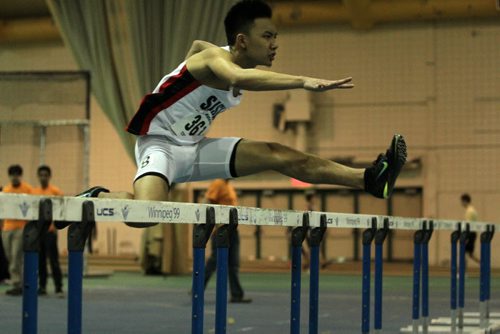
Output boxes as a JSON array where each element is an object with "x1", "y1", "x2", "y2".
[{"x1": 189, "y1": 46, "x2": 233, "y2": 65}]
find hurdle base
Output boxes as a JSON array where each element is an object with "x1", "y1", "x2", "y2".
[{"x1": 480, "y1": 302, "x2": 488, "y2": 328}]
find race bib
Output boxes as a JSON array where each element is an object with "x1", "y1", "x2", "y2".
[{"x1": 170, "y1": 113, "x2": 211, "y2": 136}]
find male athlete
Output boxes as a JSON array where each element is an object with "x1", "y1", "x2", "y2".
[{"x1": 74, "y1": 0, "x2": 407, "y2": 228}]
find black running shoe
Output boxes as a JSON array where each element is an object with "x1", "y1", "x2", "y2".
[
  {"x1": 54, "y1": 186, "x2": 110, "y2": 229},
  {"x1": 364, "y1": 134, "x2": 407, "y2": 199},
  {"x1": 76, "y1": 186, "x2": 109, "y2": 198}
]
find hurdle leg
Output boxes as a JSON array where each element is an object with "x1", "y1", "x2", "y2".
[
  {"x1": 421, "y1": 221, "x2": 434, "y2": 334},
  {"x1": 290, "y1": 213, "x2": 309, "y2": 334},
  {"x1": 308, "y1": 215, "x2": 326, "y2": 334},
  {"x1": 412, "y1": 230, "x2": 424, "y2": 334},
  {"x1": 374, "y1": 218, "x2": 389, "y2": 333},
  {"x1": 215, "y1": 208, "x2": 238, "y2": 334},
  {"x1": 191, "y1": 207, "x2": 215, "y2": 334},
  {"x1": 22, "y1": 199, "x2": 52, "y2": 334},
  {"x1": 486, "y1": 225, "x2": 494, "y2": 321},
  {"x1": 450, "y1": 228, "x2": 460, "y2": 332},
  {"x1": 361, "y1": 218, "x2": 377, "y2": 334},
  {"x1": 458, "y1": 224, "x2": 470, "y2": 330},
  {"x1": 67, "y1": 201, "x2": 95, "y2": 334},
  {"x1": 480, "y1": 230, "x2": 488, "y2": 329}
]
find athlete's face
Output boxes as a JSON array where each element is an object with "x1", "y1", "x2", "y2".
[{"x1": 242, "y1": 18, "x2": 278, "y2": 67}]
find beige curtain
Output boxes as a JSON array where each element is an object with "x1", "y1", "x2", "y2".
[{"x1": 46, "y1": 0, "x2": 235, "y2": 159}]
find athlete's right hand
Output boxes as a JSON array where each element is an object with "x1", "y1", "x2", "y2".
[{"x1": 303, "y1": 77, "x2": 354, "y2": 91}]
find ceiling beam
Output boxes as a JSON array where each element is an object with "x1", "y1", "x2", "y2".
[
  {"x1": 272, "y1": 0, "x2": 500, "y2": 28},
  {"x1": 1, "y1": 0, "x2": 499, "y2": 43},
  {"x1": 0, "y1": 18, "x2": 60, "y2": 44}
]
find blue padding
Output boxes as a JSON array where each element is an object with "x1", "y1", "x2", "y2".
[
  {"x1": 290, "y1": 246, "x2": 302, "y2": 334},
  {"x1": 412, "y1": 243, "x2": 422, "y2": 320},
  {"x1": 458, "y1": 239, "x2": 466, "y2": 309},
  {"x1": 450, "y1": 240, "x2": 458, "y2": 310},
  {"x1": 215, "y1": 247, "x2": 229, "y2": 334},
  {"x1": 374, "y1": 244, "x2": 383, "y2": 330},
  {"x1": 22, "y1": 252, "x2": 38, "y2": 334},
  {"x1": 192, "y1": 248, "x2": 206, "y2": 334},
  {"x1": 422, "y1": 243, "x2": 429, "y2": 317},
  {"x1": 68, "y1": 251, "x2": 84, "y2": 334},
  {"x1": 309, "y1": 245, "x2": 320, "y2": 334},
  {"x1": 362, "y1": 243, "x2": 371, "y2": 334}
]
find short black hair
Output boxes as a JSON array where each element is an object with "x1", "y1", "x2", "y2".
[
  {"x1": 37, "y1": 165, "x2": 51, "y2": 176},
  {"x1": 8, "y1": 164, "x2": 23, "y2": 176},
  {"x1": 461, "y1": 193, "x2": 471, "y2": 203},
  {"x1": 224, "y1": 0, "x2": 272, "y2": 45}
]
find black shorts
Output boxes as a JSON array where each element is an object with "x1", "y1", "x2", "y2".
[{"x1": 465, "y1": 232, "x2": 477, "y2": 254}]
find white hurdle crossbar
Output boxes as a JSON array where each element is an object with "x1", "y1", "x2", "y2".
[
  {"x1": 0, "y1": 193, "x2": 496, "y2": 334},
  {"x1": 0, "y1": 193, "x2": 493, "y2": 232}
]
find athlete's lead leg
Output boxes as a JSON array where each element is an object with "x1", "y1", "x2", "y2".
[
  {"x1": 233, "y1": 135, "x2": 407, "y2": 199},
  {"x1": 234, "y1": 140, "x2": 365, "y2": 188}
]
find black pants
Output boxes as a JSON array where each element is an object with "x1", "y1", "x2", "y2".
[
  {"x1": 39, "y1": 231, "x2": 63, "y2": 291},
  {"x1": 0, "y1": 234, "x2": 10, "y2": 281},
  {"x1": 204, "y1": 229, "x2": 244, "y2": 299}
]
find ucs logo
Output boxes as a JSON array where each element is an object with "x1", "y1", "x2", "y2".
[{"x1": 97, "y1": 208, "x2": 115, "y2": 216}]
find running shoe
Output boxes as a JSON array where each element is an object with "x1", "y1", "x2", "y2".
[
  {"x1": 364, "y1": 134, "x2": 407, "y2": 199},
  {"x1": 54, "y1": 186, "x2": 109, "y2": 229}
]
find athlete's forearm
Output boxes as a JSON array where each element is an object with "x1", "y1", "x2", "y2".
[{"x1": 233, "y1": 68, "x2": 305, "y2": 91}]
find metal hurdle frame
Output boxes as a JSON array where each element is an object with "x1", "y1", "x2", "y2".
[{"x1": 0, "y1": 193, "x2": 495, "y2": 334}]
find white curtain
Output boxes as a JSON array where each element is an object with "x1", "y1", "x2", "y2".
[{"x1": 47, "y1": 0, "x2": 235, "y2": 159}]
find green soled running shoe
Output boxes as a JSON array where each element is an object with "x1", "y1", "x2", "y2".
[{"x1": 364, "y1": 134, "x2": 407, "y2": 199}]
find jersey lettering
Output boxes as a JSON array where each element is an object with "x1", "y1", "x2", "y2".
[{"x1": 200, "y1": 95, "x2": 226, "y2": 120}]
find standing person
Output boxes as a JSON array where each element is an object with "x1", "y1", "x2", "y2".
[
  {"x1": 460, "y1": 193, "x2": 480, "y2": 264},
  {"x1": 203, "y1": 179, "x2": 251, "y2": 303},
  {"x1": 68, "y1": 0, "x2": 407, "y2": 230},
  {"x1": 1, "y1": 165, "x2": 32, "y2": 295},
  {"x1": 0, "y1": 185, "x2": 11, "y2": 284},
  {"x1": 32, "y1": 165, "x2": 64, "y2": 297}
]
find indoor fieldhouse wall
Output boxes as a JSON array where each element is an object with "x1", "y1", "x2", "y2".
[
  {"x1": 0, "y1": 18, "x2": 498, "y2": 267},
  {"x1": 206, "y1": 19, "x2": 500, "y2": 265},
  {"x1": 0, "y1": 42, "x2": 140, "y2": 258}
]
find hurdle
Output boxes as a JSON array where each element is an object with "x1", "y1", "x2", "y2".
[{"x1": 0, "y1": 193, "x2": 496, "y2": 333}]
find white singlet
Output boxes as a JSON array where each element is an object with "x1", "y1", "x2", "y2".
[
  {"x1": 126, "y1": 53, "x2": 242, "y2": 145},
  {"x1": 127, "y1": 47, "x2": 244, "y2": 184}
]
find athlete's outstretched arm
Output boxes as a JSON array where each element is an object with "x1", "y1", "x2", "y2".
[
  {"x1": 207, "y1": 56, "x2": 354, "y2": 92},
  {"x1": 185, "y1": 40, "x2": 218, "y2": 60}
]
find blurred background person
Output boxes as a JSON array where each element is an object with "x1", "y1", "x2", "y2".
[
  {"x1": 461, "y1": 193, "x2": 480, "y2": 264},
  {"x1": 32, "y1": 165, "x2": 64, "y2": 297},
  {"x1": 0, "y1": 185, "x2": 10, "y2": 285},
  {"x1": 204, "y1": 179, "x2": 251, "y2": 303},
  {"x1": 1, "y1": 164, "x2": 32, "y2": 296}
]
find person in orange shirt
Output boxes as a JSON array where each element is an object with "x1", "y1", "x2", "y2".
[
  {"x1": 1, "y1": 164, "x2": 32, "y2": 296},
  {"x1": 0, "y1": 185, "x2": 10, "y2": 284},
  {"x1": 32, "y1": 165, "x2": 64, "y2": 297},
  {"x1": 203, "y1": 179, "x2": 251, "y2": 303}
]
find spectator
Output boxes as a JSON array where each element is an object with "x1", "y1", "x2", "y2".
[
  {"x1": 2, "y1": 165, "x2": 32, "y2": 295},
  {"x1": 0, "y1": 185, "x2": 11, "y2": 284},
  {"x1": 461, "y1": 193, "x2": 480, "y2": 264},
  {"x1": 32, "y1": 165, "x2": 64, "y2": 297},
  {"x1": 204, "y1": 179, "x2": 251, "y2": 303}
]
